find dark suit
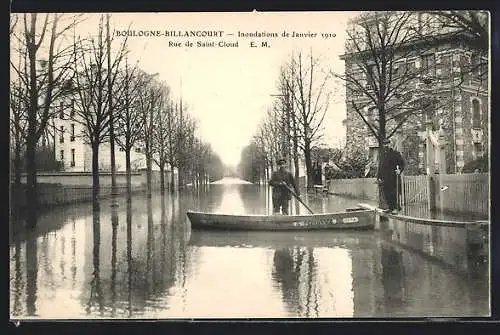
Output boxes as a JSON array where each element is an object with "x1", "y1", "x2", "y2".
[
  {"x1": 269, "y1": 168, "x2": 299, "y2": 215},
  {"x1": 378, "y1": 147, "x2": 405, "y2": 210}
]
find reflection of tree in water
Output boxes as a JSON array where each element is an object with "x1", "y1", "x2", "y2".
[
  {"x1": 238, "y1": 184, "x2": 267, "y2": 214},
  {"x1": 25, "y1": 230, "x2": 38, "y2": 317},
  {"x1": 126, "y1": 196, "x2": 133, "y2": 318},
  {"x1": 122, "y1": 194, "x2": 190, "y2": 316},
  {"x1": 272, "y1": 247, "x2": 320, "y2": 317},
  {"x1": 187, "y1": 184, "x2": 225, "y2": 212},
  {"x1": 110, "y1": 196, "x2": 119, "y2": 316},
  {"x1": 86, "y1": 201, "x2": 104, "y2": 316},
  {"x1": 380, "y1": 245, "x2": 406, "y2": 314},
  {"x1": 11, "y1": 232, "x2": 23, "y2": 316}
]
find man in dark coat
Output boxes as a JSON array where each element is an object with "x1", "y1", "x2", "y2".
[
  {"x1": 269, "y1": 158, "x2": 300, "y2": 215},
  {"x1": 377, "y1": 141, "x2": 405, "y2": 213}
]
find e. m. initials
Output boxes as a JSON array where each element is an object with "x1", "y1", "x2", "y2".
[{"x1": 250, "y1": 41, "x2": 270, "y2": 48}]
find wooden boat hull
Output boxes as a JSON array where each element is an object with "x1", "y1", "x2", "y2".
[{"x1": 186, "y1": 209, "x2": 375, "y2": 231}]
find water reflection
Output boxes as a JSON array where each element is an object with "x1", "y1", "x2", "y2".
[
  {"x1": 272, "y1": 248, "x2": 304, "y2": 316},
  {"x1": 381, "y1": 245, "x2": 406, "y2": 312},
  {"x1": 87, "y1": 201, "x2": 103, "y2": 315},
  {"x1": 110, "y1": 198, "x2": 119, "y2": 316},
  {"x1": 12, "y1": 233, "x2": 23, "y2": 316},
  {"x1": 25, "y1": 230, "x2": 38, "y2": 316},
  {"x1": 126, "y1": 196, "x2": 133, "y2": 318},
  {"x1": 9, "y1": 186, "x2": 490, "y2": 319}
]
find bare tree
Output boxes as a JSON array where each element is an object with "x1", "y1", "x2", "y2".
[
  {"x1": 11, "y1": 13, "x2": 83, "y2": 227},
  {"x1": 151, "y1": 83, "x2": 172, "y2": 193},
  {"x1": 164, "y1": 100, "x2": 181, "y2": 193},
  {"x1": 10, "y1": 49, "x2": 28, "y2": 191},
  {"x1": 177, "y1": 113, "x2": 197, "y2": 187},
  {"x1": 422, "y1": 10, "x2": 489, "y2": 86},
  {"x1": 71, "y1": 14, "x2": 129, "y2": 197},
  {"x1": 338, "y1": 11, "x2": 458, "y2": 205},
  {"x1": 114, "y1": 57, "x2": 144, "y2": 194},
  {"x1": 286, "y1": 50, "x2": 332, "y2": 188},
  {"x1": 136, "y1": 72, "x2": 162, "y2": 197},
  {"x1": 276, "y1": 62, "x2": 301, "y2": 182},
  {"x1": 426, "y1": 11, "x2": 488, "y2": 53}
]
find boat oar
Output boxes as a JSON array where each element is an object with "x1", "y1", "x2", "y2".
[{"x1": 283, "y1": 183, "x2": 314, "y2": 214}]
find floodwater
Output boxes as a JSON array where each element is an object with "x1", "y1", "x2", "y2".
[{"x1": 9, "y1": 178, "x2": 489, "y2": 319}]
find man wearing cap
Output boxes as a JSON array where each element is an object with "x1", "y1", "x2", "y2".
[
  {"x1": 269, "y1": 158, "x2": 300, "y2": 215},
  {"x1": 377, "y1": 139, "x2": 405, "y2": 214}
]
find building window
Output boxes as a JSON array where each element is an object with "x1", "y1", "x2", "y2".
[
  {"x1": 60, "y1": 149, "x2": 64, "y2": 161},
  {"x1": 421, "y1": 53, "x2": 436, "y2": 77},
  {"x1": 71, "y1": 148, "x2": 75, "y2": 167},
  {"x1": 70, "y1": 123, "x2": 75, "y2": 141},
  {"x1": 472, "y1": 99, "x2": 481, "y2": 129},
  {"x1": 59, "y1": 126, "x2": 64, "y2": 143},
  {"x1": 59, "y1": 101, "x2": 64, "y2": 119},
  {"x1": 70, "y1": 99, "x2": 75, "y2": 117}
]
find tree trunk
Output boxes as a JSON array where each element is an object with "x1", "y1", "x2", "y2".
[
  {"x1": 304, "y1": 139, "x2": 313, "y2": 189},
  {"x1": 14, "y1": 147, "x2": 22, "y2": 186},
  {"x1": 125, "y1": 148, "x2": 131, "y2": 195},
  {"x1": 12, "y1": 144, "x2": 22, "y2": 215},
  {"x1": 26, "y1": 27, "x2": 38, "y2": 229},
  {"x1": 146, "y1": 150, "x2": 152, "y2": 198},
  {"x1": 293, "y1": 130, "x2": 300, "y2": 183},
  {"x1": 377, "y1": 145, "x2": 387, "y2": 209},
  {"x1": 25, "y1": 137, "x2": 37, "y2": 229},
  {"x1": 160, "y1": 163, "x2": 165, "y2": 193},
  {"x1": 92, "y1": 142, "x2": 100, "y2": 199},
  {"x1": 170, "y1": 162, "x2": 175, "y2": 194}
]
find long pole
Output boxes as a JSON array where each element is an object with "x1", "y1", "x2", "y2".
[
  {"x1": 283, "y1": 183, "x2": 314, "y2": 214},
  {"x1": 107, "y1": 13, "x2": 117, "y2": 200}
]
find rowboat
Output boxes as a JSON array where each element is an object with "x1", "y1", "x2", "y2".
[{"x1": 185, "y1": 208, "x2": 375, "y2": 231}]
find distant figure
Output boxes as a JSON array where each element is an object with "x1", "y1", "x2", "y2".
[
  {"x1": 269, "y1": 158, "x2": 300, "y2": 215},
  {"x1": 378, "y1": 140, "x2": 405, "y2": 214}
]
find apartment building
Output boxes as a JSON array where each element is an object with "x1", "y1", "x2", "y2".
[{"x1": 341, "y1": 12, "x2": 488, "y2": 175}]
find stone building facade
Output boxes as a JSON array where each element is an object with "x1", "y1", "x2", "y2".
[
  {"x1": 52, "y1": 93, "x2": 151, "y2": 172},
  {"x1": 342, "y1": 12, "x2": 489, "y2": 175}
]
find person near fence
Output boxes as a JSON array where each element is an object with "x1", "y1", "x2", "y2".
[
  {"x1": 269, "y1": 158, "x2": 300, "y2": 215},
  {"x1": 378, "y1": 140, "x2": 405, "y2": 214}
]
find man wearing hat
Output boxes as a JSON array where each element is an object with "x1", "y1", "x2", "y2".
[
  {"x1": 269, "y1": 158, "x2": 300, "y2": 215},
  {"x1": 377, "y1": 139, "x2": 405, "y2": 213}
]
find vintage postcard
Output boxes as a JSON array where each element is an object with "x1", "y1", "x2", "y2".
[{"x1": 9, "y1": 11, "x2": 490, "y2": 320}]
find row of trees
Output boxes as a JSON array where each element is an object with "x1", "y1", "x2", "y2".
[
  {"x1": 10, "y1": 13, "x2": 224, "y2": 227},
  {"x1": 238, "y1": 50, "x2": 333, "y2": 187},
  {"x1": 238, "y1": 10, "x2": 488, "y2": 189}
]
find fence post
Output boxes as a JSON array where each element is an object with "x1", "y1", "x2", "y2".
[{"x1": 428, "y1": 175, "x2": 436, "y2": 212}]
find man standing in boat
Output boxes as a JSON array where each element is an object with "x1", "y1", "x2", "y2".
[{"x1": 269, "y1": 158, "x2": 300, "y2": 215}]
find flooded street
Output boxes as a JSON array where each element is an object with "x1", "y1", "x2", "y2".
[{"x1": 9, "y1": 181, "x2": 489, "y2": 319}]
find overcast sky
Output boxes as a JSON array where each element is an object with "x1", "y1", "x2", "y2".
[{"x1": 14, "y1": 11, "x2": 359, "y2": 166}]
